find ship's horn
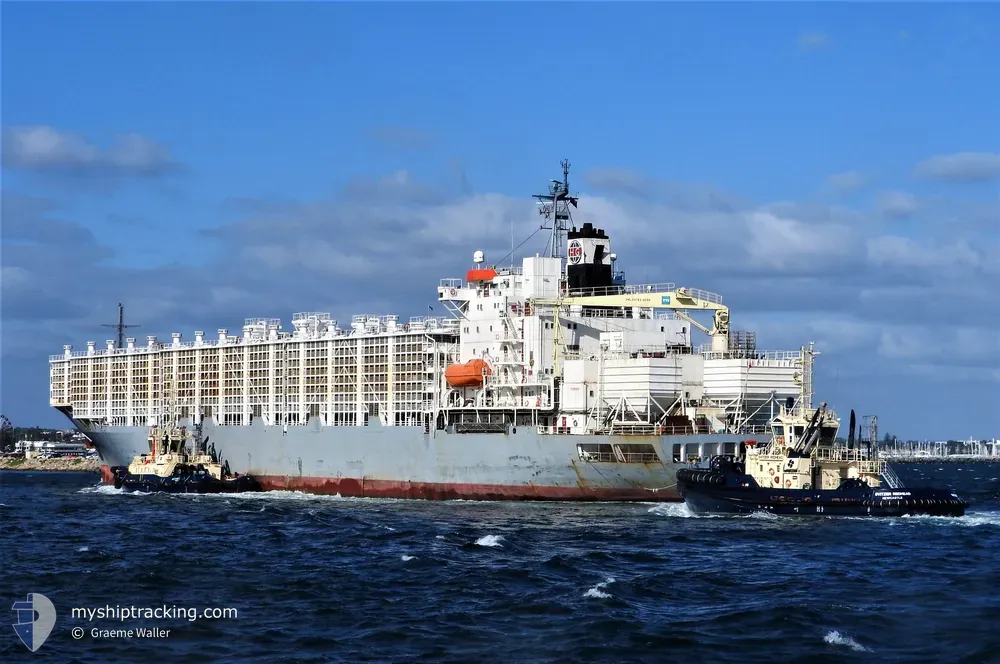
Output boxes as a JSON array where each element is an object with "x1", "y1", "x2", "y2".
[{"x1": 848, "y1": 409, "x2": 856, "y2": 449}]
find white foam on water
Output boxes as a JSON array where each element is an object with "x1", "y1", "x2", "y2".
[
  {"x1": 78, "y1": 485, "x2": 127, "y2": 495},
  {"x1": 206, "y1": 490, "x2": 349, "y2": 502},
  {"x1": 824, "y1": 630, "x2": 872, "y2": 652},
  {"x1": 400, "y1": 555, "x2": 416, "y2": 561},
  {"x1": 746, "y1": 509, "x2": 780, "y2": 520},
  {"x1": 475, "y1": 534, "x2": 504, "y2": 547},
  {"x1": 647, "y1": 503, "x2": 700, "y2": 518},
  {"x1": 900, "y1": 511, "x2": 1000, "y2": 527},
  {"x1": 435, "y1": 535, "x2": 445, "y2": 540},
  {"x1": 77, "y1": 546, "x2": 90, "y2": 552},
  {"x1": 584, "y1": 577, "x2": 616, "y2": 599}
]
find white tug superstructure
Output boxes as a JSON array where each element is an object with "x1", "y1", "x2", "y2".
[{"x1": 51, "y1": 161, "x2": 819, "y2": 500}]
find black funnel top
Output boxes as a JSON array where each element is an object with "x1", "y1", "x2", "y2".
[{"x1": 566, "y1": 223, "x2": 613, "y2": 292}]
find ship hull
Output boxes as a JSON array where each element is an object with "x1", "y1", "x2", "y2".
[
  {"x1": 70, "y1": 415, "x2": 756, "y2": 502},
  {"x1": 678, "y1": 473, "x2": 967, "y2": 517}
]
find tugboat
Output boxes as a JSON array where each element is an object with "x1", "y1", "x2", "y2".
[
  {"x1": 111, "y1": 423, "x2": 261, "y2": 494},
  {"x1": 677, "y1": 401, "x2": 968, "y2": 517}
]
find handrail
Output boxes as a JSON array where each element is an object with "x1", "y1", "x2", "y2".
[
  {"x1": 698, "y1": 347, "x2": 804, "y2": 361},
  {"x1": 566, "y1": 282, "x2": 676, "y2": 297}
]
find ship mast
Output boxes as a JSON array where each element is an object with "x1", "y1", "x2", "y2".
[
  {"x1": 101, "y1": 302, "x2": 140, "y2": 349},
  {"x1": 533, "y1": 159, "x2": 579, "y2": 261}
]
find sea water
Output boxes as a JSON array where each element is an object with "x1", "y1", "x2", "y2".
[{"x1": 2, "y1": 464, "x2": 998, "y2": 663}]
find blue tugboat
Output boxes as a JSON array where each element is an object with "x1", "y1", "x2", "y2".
[
  {"x1": 677, "y1": 402, "x2": 967, "y2": 517},
  {"x1": 111, "y1": 423, "x2": 261, "y2": 494}
]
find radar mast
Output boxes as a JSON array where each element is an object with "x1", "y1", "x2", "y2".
[{"x1": 533, "y1": 159, "x2": 579, "y2": 261}]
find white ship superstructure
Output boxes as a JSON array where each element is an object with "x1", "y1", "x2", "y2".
[
  {"x1": 50, "y1": 314, "x2": 459, "y2": 429},
  {"x1": 50, "y1": 161, "x2": 819, "y2": 500}
]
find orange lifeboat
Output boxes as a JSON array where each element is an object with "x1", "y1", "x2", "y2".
[
  {"x1": 466, "y1": 268, "x2": 497, "y2": 283},
  {"x1": 445, "y1": 359, "x2": 491, "y2": 388}
]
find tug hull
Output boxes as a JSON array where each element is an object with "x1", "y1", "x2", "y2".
[
  {"x1": 678, "y1": 469, "x2": 968, "y2": 517},
  {"x1": 111, "y1": 467, "x2": 262, "y2": 494},
  {"x1": 680, "y1": 486, "x2": 968, "y2": 517}
]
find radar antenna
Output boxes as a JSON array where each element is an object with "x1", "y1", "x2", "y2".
[
  {"x1": 101, "y1": 302, "x2": 140, "y2": 349},
  {"x1": 533, "y1": 159, "x2": 579, "y2": 260}
]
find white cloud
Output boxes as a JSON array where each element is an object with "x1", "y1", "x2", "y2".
[
  {"x1": 866, "y1": 235, "x2": 988, "y2": 271},
  {"x1": 1, "y1": 266, "x2": 31, "y2": 290},
  {"x1": 878, "y1": 326, "x2": 1000, "y2": 366},
  {"x1": 826, "y1": 170, "x2": 867, "y2": 194},
  {"x1": 913, "y1": 152, "x2": 1000, "y2": 183},
  {"x1": 876, "y1": 191, "x2": 920, "y2": 220},
  {"x1": 1, "y1": 125, "x2": 177, "y2": 177},
  {"x1": 745, "y1": 210, "x2": 853, "y2": 270}
]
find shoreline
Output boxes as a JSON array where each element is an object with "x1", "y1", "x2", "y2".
[{"x1": 0, "y1": 457, "x2": 100, "y2": 473}]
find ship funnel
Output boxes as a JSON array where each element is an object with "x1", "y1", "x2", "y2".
[{"x1": 847, "y1": 409, "x2": 856, "y2": 450}]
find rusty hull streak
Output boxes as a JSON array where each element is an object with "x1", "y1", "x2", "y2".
[
  {"x1": 99, "y1": 465, "x2": 680, "y2": 501},
  {"x1": 569, "y1": 458, "x2": 589, "y2": 490}
]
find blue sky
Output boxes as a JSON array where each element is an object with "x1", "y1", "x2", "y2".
[{"x1": 2, "y1": 2, "x2": 998, "y2": 439}]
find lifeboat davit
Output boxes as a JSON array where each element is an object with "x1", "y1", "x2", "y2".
[{"x1": 445, "y1": 359, "x2": 491, "y2": 388}]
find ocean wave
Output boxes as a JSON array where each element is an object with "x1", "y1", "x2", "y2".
[
  {"x1": 899, "y1": 510, "x2": 1000, "y2": 527},
  {"x1": 584, "y1": 576, "x2": 616, "y2": 599},
  {"x1": 647, "y1": 503, "x2": 704, "y2": 518},
  {"x1": 824, "y1": 630, "x2": 872, "y2": 652},
  {"x1": 475, "y1": 534, "x2": 504, "y2": 547}
]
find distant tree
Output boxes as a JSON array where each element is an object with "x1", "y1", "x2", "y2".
[
  {"x1": 0, "y1": 415, "x2": 13, "y2": 452},
  {"x1": 882, "y1": 432, "x2": 897, "y2": 444},
  {"x1": 13, "y1": 426, "x2": 43, "y2": 442}
]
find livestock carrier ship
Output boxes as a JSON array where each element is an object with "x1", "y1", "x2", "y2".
[{"x1": 49, "y1": 161, "x2": 816, "y2": 501}]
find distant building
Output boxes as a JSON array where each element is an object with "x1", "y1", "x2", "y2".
[{"x1": 15, "y1": 441, "x2": 92, "y2": 458}]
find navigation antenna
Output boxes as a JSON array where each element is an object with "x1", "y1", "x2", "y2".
[
  {"x1": 533, "y1": 159, "x2": 579, "y2": 260},
  {"x1": 101, "y1": 302, "x2": 140, "y2": 349}
]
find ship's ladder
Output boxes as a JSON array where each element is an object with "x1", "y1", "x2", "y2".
[
  {"x1": 880, "y1": 462, "x2": 904, "y2": 489},
  {"x1": 498, "y1": 307, "x2": 523, "y2": 344}
]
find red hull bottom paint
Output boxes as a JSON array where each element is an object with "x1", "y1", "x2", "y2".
[
  {"x1": 255, "y1": 475, "x2": 681, "y2": 501},
  {"x1": 100, "y1": 465, "x2": 680, "y2": 501}
]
